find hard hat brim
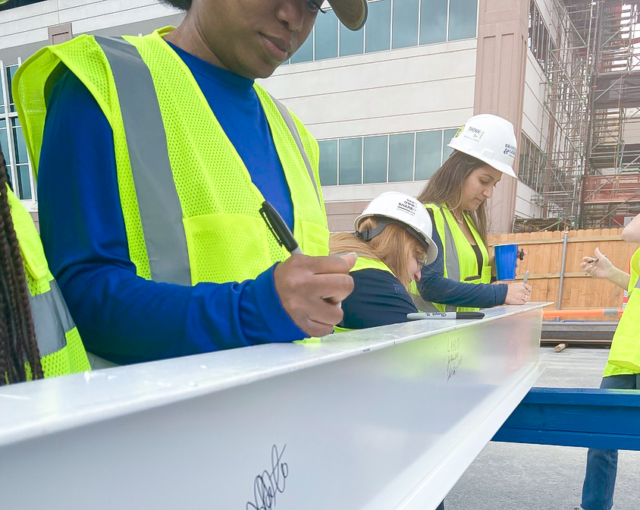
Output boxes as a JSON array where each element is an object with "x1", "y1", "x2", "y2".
[
  {"x1": 327, "y1": 0, "x2": 368, "y2": 31},
  {"x1": 447, "y1": 144, "x2": 518, "y2": 179}
]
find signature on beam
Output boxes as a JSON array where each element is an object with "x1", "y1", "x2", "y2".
[
  {"x1": 447, "y1": 336, "x2": 463, "y2": 382},
  {"x1": 246, "y1": 444, "x2": 289, "y2": 510}
]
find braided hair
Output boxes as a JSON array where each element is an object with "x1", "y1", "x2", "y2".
[{"x1": 0, "y1": 149, "x2": 43, "y2": 385}]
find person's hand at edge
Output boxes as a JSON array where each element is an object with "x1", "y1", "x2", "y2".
[
  {"x1": 580, "y1": 247, "x2": 630, "y2": 290},
  {"x1": 504, "y1": 282, "x2": 532, "y2": 305},
  {"x1": 274, "y1": 253, "x2": 357, "y2": 337}
]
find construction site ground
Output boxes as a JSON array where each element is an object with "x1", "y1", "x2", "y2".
[{"x1": 447, "y1": 346, "x2": 640, "y2": 510}]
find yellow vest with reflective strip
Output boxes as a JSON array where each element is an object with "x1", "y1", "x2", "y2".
[
  {"x1": 410, "y1": 203, "x2": 491, "y2": 313},
  {"x1": 604, "y1": 247, "x2": 640, "y2": 376},
  {"x1": 14, "y1": 27, "x2": 329, "y2": 288},
  {"x1": 7, "y1": 187, "x2": 90, "y2": 379},
  {"x1": 334, "y1": 257, "x2": 395, "y2": 333}
]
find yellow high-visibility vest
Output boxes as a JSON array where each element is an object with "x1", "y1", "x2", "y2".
[
  {"x1": 6, "y1": 186, "x2": 90, "y2": 380},
  {"x1": 605, "y1": 247, "x2": 640, "y2": 376},
  {"x1": 14, "y1": 27, "x2": 329, "y2": 288},
  {"x1": 411, "y1": 203, "x2": 491, "y2": 312}
]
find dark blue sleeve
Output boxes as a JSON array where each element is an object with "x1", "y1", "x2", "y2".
[
  {"x1": 38, "y1": 71, "x2": 305, "y2": 365},
  {"x1": 417, "y1": 212, "x2": 508, "y2": 309},
  {"x1": 340, "y1": 269, "x2": 418, "y2": 329}
]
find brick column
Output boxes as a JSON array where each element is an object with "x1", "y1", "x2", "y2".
[{"x1": 474, "y1": 0, "x2": 529, "y2": 233}]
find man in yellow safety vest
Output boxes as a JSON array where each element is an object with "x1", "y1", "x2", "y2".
[{"x1": 13, "y1": 0, "x2": 367, "y2": 365}]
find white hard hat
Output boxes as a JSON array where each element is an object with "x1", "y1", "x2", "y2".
[
  {"x1": 447, "y1": 114, "x2": 518, "y2": 178},
  {"x1": 354, "y1": 192, "x2": 438, "y2": 265}
]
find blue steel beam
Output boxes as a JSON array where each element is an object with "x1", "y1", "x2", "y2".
[{"x1": 493, "y1": 387, "x2": 640, "y2": 451}]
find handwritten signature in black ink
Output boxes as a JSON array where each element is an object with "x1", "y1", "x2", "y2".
[
  {"x1": 447, "y1": 337, "x2": 463, "y2": 381},
  {"x1": 246, "y1": 444, "x2": 289, "y2": 510}
]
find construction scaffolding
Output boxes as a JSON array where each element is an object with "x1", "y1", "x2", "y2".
[{"x1": 524, "y1": 0, "x2": 640, "y2": 230}]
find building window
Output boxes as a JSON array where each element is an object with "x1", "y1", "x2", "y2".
[
  {"x1": 1, "y1": 60, "x2": 35, "y2": 201},
  {"x1": 287, "y1": 0, "x2": 478, "y2": 65},
  {"x1": 529, "y1": 0, "x2": 554, "y2": 72},
  {"x1": 338, "y1": 138, "x2": 363, "y2": 185},
  {"x1": 518, "y1": 134, "x2": 547, "y2": 193},
  {"x1": 392, "y1": 0, "x2": 420, "y2": 49},
  {"x1": 449, "y1": 0, "x2": 479, "y2": 41},
  {"x1": 0, "y1": 0, "x2": 46, "y2": 11},
  {"x1": 363, "y1": 135, "x2": 388, "y2": 183},
  {"x1": 320, "y1": 128, "x2": 459, "y2": 186},
  {"x1": 415, "y1": 130, "x2": 443, "y2": 180}
]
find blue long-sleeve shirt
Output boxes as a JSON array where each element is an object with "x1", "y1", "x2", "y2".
[
  {"x1": 417, "y1": 211, "x2": 508, "y2": 308},
  {"x1": 340, "y1": 269, "x2": 418, "y2": 329},
  {"x1": 38, "y1": 43, "x2": 306, "y2": 365}
]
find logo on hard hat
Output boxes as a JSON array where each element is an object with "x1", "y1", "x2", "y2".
[
  {"x1": 454, "y1": 125, "x2": 465, "y2": 138},
  {"x1": 503, "y1": 144, "x2": 517, "y2": 158},
  {"x1": 397, "y1": 199, "x2": 417, "y2": 216},
  {"x1": 464, "y1": 126, "x2": 484, "y2": 142}
]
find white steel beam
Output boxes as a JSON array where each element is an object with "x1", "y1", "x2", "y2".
[{"x1": 0, "y1": 304, "x2": 545, "y2": 510}]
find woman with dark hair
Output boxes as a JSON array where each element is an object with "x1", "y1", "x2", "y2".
[
  {"x1": 0, "y1": 149, "x2": 90, "y2": 385},
  {"x1": 413, "y1": 115, "x2": 532, "y2": 313}
]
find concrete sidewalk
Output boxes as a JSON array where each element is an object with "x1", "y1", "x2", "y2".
[{"x1": 446, "y1": 347, "x2": 640, "y2": 510}]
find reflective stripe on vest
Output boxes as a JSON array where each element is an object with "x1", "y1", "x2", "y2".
[
  {"x1": 6, "y1": 186, "x2": 79, "y2": 363},
  {"x1": 270, "y1": 95, "x2": 320, "y2": 204},
  {"x1": 96, "y1": 36, "x2": 192, "y2": 286},
  {"x1": 30, "y1": 280, "x2": 74, "y2": 357}
]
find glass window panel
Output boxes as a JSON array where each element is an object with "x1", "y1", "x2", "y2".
[
  {"x1": 315, "y1": 9, "x2": 339, "y2": 60},
  {"x1": 0, "y1": 74, "x2": 5, "y2": 114},
  {"x1": 11, "y1": 118, "x2": 28, "y2": 165},
  {"x1": 365, "y1": 0, "x2": 391, "y2": 53},
  {"x1": 363, "y1": 136, "x2": 388, "y2": 183},
  {"x1": 17, "y1": 165, "x2": 32, "y2": 200},
  {"x1": 339, "y1": 138, "x2": 363, "y2": 185},
  {"x1": 319, "y1": 140, "x2": 338, "y2": 186},
  {"x1": 291, "y1": 32, "x2": 314, "y2": 63},
  {"x1": 442, "y1": 128, "x2": 458, "y2": 160},
  {"x1": 392, "y1": 0, "x2": 419, "y2": 49},
  {"x1": 389, "y1": 133, "x2": 415, "y2": 182},
  {"x1": 0, "y1": 119, "x2": 8, "y2": 157},
  {"x1": 420, "y1": 0, "x2": 447, "y2": 45},
  {"x1": 340, "y1": 22, "x2": 364, "y2": 56},
  {"x1": 448, "y1": 0, "x2": 478, "y2": 41},
  {"x1": 6, "y1": 66, "x2": 17, "y2": 113},
  {"x1": 415, "y1": 131, "x2": 443, "y2": 180}
]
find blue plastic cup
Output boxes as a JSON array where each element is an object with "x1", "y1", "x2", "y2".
[{"x1": 494, "y1": 244, "x2": 518, "y2": 281}]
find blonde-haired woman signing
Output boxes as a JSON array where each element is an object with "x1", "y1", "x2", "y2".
[{"x1": 331, "y1": 192, "x2": 438, "y2": 330}]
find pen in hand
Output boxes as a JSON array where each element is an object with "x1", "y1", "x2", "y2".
[
  {"x1": 260, "y1": 201, "x2": 303, "y2": 255},
  {"x1": 260, "y1": 200, "x2": 345, "y2": 311}
]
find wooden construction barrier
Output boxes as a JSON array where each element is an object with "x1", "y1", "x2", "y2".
[{"x1": 488, "y1": 229, "x2": 639, "y2": 317}]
